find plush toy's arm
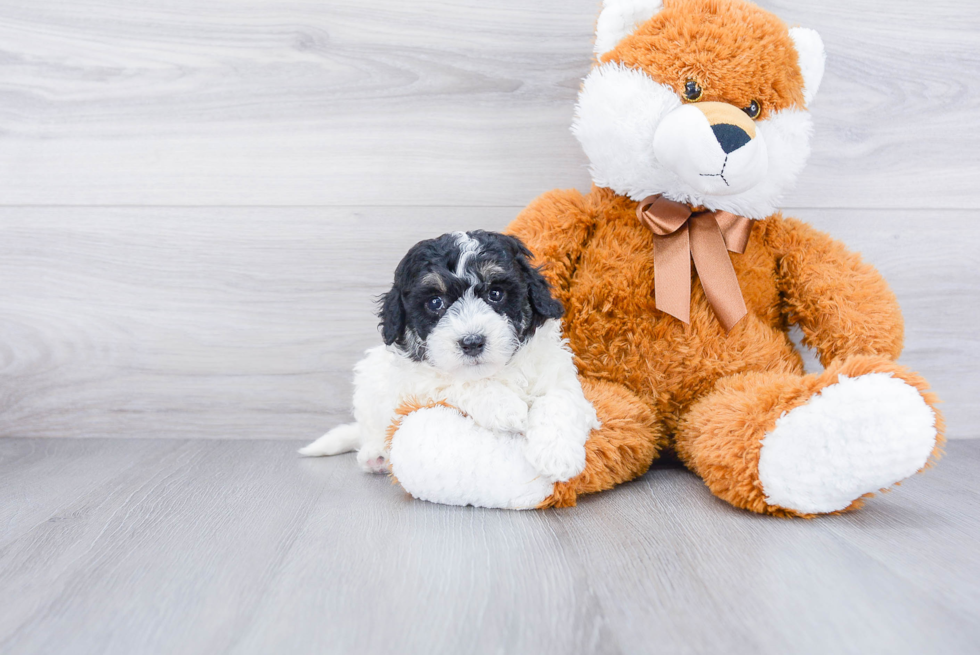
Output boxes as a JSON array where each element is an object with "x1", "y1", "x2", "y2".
[
  {"x1": 769, "y1": 216, "x2": 904, "y2": 366},
  {"x1": 505, "y1": 188, "x2": 598, "y2": 304}
]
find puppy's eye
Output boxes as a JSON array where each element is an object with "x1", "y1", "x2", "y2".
[
  {"x1": 487, "y1": 288, "x2": 505, "y2": 304},
  {"x1": 426, "y1": 297, "x2": 445, "y2": 313},
  {"x1": 743, "y1": 99, "x2": 762, "y2": 120},
  {"x1": 683, "y1": 80, "x2": 703, "y2": 102}
]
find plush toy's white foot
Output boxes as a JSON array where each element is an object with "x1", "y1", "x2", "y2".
[
  {"x1": 298, "y1": 423, "x2": 362, "y2": 457},
  {"x1": 758, "y1": 373, "x2": 938, "y2": 514},
  {"x1": 388, "y1": 406, "x2": 555, "y2": 510}
]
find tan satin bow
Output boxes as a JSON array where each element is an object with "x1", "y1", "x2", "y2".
[{"x1": 636, "y1": 194, "x2": 754, "y2": 332}]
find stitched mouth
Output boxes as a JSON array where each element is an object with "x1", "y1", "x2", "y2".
[{"x1": 699, "y1": 154, "x2": 730, "y2": 187}]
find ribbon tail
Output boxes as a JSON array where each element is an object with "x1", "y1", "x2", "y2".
[
  {"x1": 689, "y1": 214, "x2": 747, "y2": 332},
  {"x1": 653, "y1": 225, "x2": 692, "y2": 324}
]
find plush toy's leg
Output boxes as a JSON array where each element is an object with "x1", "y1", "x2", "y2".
[
  {"x1": 674, "y1": 355, "x2": 945, "y2": 517},
  {"x1": 388, "y1": 403, "x2": 557, "y2": 510},
  {"x1": 387, "y1": 381, "x2": 664, "y2": 510},
  {"x1": 540, "y1": 378, "x2": 666, "y2": 508}
]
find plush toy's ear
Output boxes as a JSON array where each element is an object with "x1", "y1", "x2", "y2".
[
  {"x1": 789, "y1": 27, "x2": 826, "y2": 106},
  {"x1": 594, "y1": 0, "x2": 664, "y2": 57}
]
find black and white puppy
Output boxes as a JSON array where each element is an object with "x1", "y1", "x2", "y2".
[{"x1": 300, "y1": 230, "x2": 598, "y2": 484}]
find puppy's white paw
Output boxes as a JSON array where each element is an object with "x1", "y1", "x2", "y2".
[
  {"x1": 356, "y1": 443, "x2": 390, "y2": 474},
  {"x1": 523, "y1": 431, "x2": 586, "y2": 483},
  {"x1": 465, "y1": 390, "x2": 529, "y2": 435}
]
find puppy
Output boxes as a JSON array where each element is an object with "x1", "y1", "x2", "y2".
[{"x1": 299, "y1": 230, "x2": 599, "y2": 483}]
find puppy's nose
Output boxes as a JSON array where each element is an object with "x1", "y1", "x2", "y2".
[
  {"x1": 711, "y1": 123, "x2": 751, "y2": 154},
  {"x1": 458, "y1": 334, "x2": 486, "y2": 356}
]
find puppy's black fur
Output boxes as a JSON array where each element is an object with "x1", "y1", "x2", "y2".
[{"x1": 379, "y1": 231, "x2": 563, "y2": 360}]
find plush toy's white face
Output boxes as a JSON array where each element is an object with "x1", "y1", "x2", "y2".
[{"x1": 572, "y1": 0, "x2": 826, "y2": 220}]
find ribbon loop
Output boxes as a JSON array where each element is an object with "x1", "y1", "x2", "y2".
[
  {"x1": 636, "y1": 195, "x2": 692, "y2": 236},
  {"x1": 635, "y1": 194, "x2": 753, "y2": 332}
]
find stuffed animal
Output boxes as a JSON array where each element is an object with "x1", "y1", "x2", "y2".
[{"x1": 387, "y1": 0, "x2": 944, "y2": 515}]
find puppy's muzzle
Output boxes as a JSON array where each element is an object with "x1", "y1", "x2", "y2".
[{"x1": 458, "y1": 334, "x2": 486, "y2": 357}]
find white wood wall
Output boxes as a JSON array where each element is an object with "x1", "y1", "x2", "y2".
[{"x1": 0, "y1": 0, "x2": 977, "y2": 440}]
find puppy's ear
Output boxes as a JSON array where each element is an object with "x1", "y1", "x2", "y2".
[
  {"x1": 495, "y1": 233, "x2": 564, "y2": 324},
  {"x1": 522, "y1": 259, "x2": 565, "y2": 324},
  {"x1": 378, "y1": 287, "x2": 406, "y2": 346}
]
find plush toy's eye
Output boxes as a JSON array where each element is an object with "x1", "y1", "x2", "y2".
[
  {"x1": 743, "y1": 99, "x2": 762, "y2": 120},
  {"x1": 683, "y1": 80, "x2": 703, "y2": 102},
  {"x1": 487, "y1": 288, "x2": 505, "y2": 304},
  {"x1": 426, "y1": 296, "x2": 445, "y2": 313}
]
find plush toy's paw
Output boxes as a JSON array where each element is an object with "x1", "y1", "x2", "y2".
[
  {"x1": 758, "y1": 373, "x2": 938, "y2": 514},
  {"x1": 523, "y1": 430, "x2": 587, "y2": 483},
  {"x1": 355, "y1": 442, "x2": 390, "y2": 474},
  {"x1": 388, "y1": 406, "x2": 554, "y2": 510}
]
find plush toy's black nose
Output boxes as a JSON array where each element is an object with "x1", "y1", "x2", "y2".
[
  {"x1": 711, "y1": 123, "x2": 752, "y2": 154},
  {"x1": 459, "y1": 334, "x2": 486, "y2": 356}
]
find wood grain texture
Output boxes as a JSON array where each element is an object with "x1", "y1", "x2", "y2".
[
  {"x1": 0, "y1": 1, "x2": 977, "y2": 440},
  {"x1": 0, "y1": 437, "x2": 978, "y2": 655},
  {"x1": 0, "y1": 206, "x2": 511, "y2": 442},
  {"x1": 0, "y1": 206, "x2": 976, "y2": 440},
  {"x1": 0, "y1": 0, "x2": 977, "y2": 207}
]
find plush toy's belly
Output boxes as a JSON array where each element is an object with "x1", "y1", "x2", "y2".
[{"x1": 562, "y1": 214, "x2": 803, "y2": 428}]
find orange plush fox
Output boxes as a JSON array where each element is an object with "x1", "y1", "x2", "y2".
[{"x1": 387, "y1": 0, "x2": 943, "y2": 515}]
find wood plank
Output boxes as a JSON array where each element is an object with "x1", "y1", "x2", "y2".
[
  {"x1": 827, "y1": 448, "x2": 980, "y2": 612},
  {"x1": 0, "y1": 0, "x2": 976, "y2": 207},
  {"x1": 0, "y1": 206, "x2": 511, "y2": 441},
  {"x1": 0, "y1": 438, "x2": 181, "y2": 547},
  {"x1": 0, "y1": 439, "x2": 338, "y2": 654},
  {"x1": 0, "y1": 206, "x2": 976, "y2": 440},
  {"x1": 529, "y1": 459, "x2": 980, "y2": 654},
  {"x1": 0, "y1": 438, "x2": 977, "y2": 654}
]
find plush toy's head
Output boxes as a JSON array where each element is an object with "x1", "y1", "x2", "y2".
[{"x1": 573, "y1": 0, "x2": 825, "y2": 219}]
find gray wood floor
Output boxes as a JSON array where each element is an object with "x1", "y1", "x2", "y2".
[{"x1": 1, "y1": 437, "x2": 978, "y2": 655}]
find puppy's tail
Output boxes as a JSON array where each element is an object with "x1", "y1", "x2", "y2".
[{"x1": 298, "y1": 423, "x2": 363, "y2": 457}]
